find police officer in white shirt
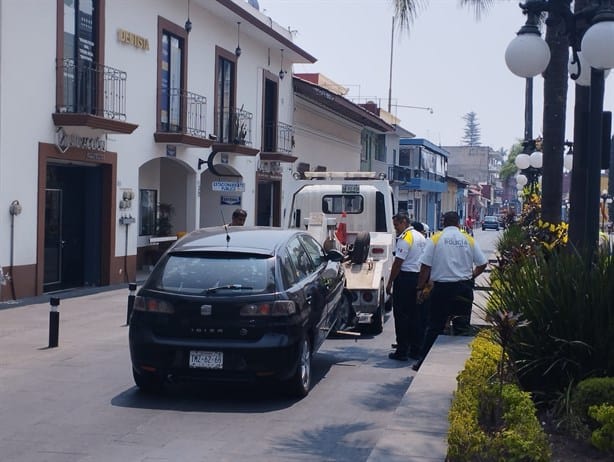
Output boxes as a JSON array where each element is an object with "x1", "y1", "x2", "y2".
[
  {"x1": 412, "y1": 211, "x2": 487, "y2": 370},
  {"x1": 386, "y1": 213, "x2": 427, "y2": 361}
]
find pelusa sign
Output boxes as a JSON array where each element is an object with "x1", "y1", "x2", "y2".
[{"x1": 55, "y1": 127, "x2": 107, "y2": 153}]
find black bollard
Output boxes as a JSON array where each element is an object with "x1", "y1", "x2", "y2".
[
  {"x1": 49, "y1": 297, "x2": 60, "y2": 348},
  {"x1": 126, "y1": 282, "x2": 137, "y2": 325}
]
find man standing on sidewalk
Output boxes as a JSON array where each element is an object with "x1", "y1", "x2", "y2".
[
  {"x1": 413, "y1": 211, "x2": 487, "y2": 370},
  {"x1": 386, "y1": 213, "x2": 426, "y2": 361}
]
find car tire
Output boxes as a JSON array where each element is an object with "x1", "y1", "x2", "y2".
[
  {"x1": 366, "y1": 284, "x2": 385, "y2": 335},
  {"x1": 132, "y1": 367, "x2": 163, "y2": 393},
  {"x1": 287, "y1": 336, "x2": 311, "y2": 398},
  {"x1": 331, "y1": 292, "x2": 354, "y2": 334},
  {"x1": 482, "y1": 226, "x2": 486, "y2": 231},
  {"x1": 350, "y1": 232, "x2": 370, "y2": 264}
]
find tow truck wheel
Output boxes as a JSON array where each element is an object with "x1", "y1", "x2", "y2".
[{"x1": 350, "y1": 232, "x2": 370, "y2": 264}]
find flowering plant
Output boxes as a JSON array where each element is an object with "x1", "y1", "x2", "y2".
[{"x1": 517, "y1": 185, "x2": 568, "y2": 252}]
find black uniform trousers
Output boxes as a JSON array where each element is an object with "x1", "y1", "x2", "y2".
[
  {"x1": 392, "y1": 271, "x2": 422, "y2": 356},
  {"x1": 420, "y1": 280, "x2": 474, "y2": 359}
]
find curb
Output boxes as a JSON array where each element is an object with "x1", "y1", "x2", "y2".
[{"x1": 367, "y1": 335, "x2": 472, "y2": 462}]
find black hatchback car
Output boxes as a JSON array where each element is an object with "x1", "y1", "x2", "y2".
[{"x1": 129, "y1": 227, "x2": 348, "y2": 398}]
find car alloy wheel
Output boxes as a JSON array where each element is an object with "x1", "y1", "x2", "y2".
[{"x1": 288, "y1": 337, "x2": 311, "y2": 398}]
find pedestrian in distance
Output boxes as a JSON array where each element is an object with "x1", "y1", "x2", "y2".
[
  {"x1": 230, "y1": 208, "x2": 247, "y2": 226},
  {"x1": 412, "y1": 211, "x2": 487, "y2": 371},
  {"x1": 386, "y1": 213, "x2": 427, "y2": 361}
]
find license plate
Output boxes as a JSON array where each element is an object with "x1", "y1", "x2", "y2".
[{"x1": 189, "y1": 351, "x2": 223, "y2": 369}]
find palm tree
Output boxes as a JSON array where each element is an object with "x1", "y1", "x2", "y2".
[{"x1": 391, "y1": 0, "x2": 569, "y2": 225}]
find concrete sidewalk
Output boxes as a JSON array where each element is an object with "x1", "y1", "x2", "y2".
[{"x1": 367, "y1": 335, "x2": 472, "y2": 462}]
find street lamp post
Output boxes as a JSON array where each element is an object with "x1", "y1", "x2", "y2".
[
  {"x1": 515, "y1": 150, "x2": 543, "y2": 197},
  {"x1": 505, "y1": 0, "x2": 614, "y2": 257}
]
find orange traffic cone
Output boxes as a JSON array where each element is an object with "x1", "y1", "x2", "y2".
[{"x1": 335, "y1": 211, "x2": 348, "y2": 245}]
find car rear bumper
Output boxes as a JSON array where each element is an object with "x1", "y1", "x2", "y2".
[{"x1": 129, "y1": 326, "x2": 302, "y2": 383}]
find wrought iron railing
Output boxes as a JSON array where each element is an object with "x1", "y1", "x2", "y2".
[
  {"x1": 263, "y1": 121, "x2": 294, "y2": 153},
  {"x1": 388, "y1": 165, "x2": 413, "y2": 183},
  {"x1": 159, "y1": 88, "x2": 207, "y2": 138},
  {"x1": 57, "y1": 58, "x2": 127, "y2": 120},
  {"x1": 216, "y1": 107, "x2": 253, "y2": 146}
]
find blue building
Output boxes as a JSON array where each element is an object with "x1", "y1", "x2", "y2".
[{"x1": 389, "y1": 138, "x2": 448, "y2": 231}]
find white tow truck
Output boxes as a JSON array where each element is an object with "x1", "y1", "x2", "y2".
[{"x1": 284, "y1": 171, "x2": 395, "y2": 334}]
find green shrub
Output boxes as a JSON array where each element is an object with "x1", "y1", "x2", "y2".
[
  {"x1": 488, "y1": 246, "x2": 614, "y2": 399},
  {"x1": 589, "y1": 404, "x2": 614, "y2": 452},
  {"x1": 571, "y1": 377, "x2": 614, "y2": 423},
  {"x1": 448, "y1": 333, "x2": 551, "y2": 461}
]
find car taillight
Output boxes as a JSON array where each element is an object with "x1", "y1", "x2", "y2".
[
  {"x1": 240, "y1": 300, "x2": 296, "y2": 316},
  {"x1": 371, "y1": 247, "x2": 384, "y2": 255},
  {"x1": 133, "y1": 296, "x2": 175, "y2": 314}
]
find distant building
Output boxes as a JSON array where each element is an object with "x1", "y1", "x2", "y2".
[
  {"x1": 443, "y1": 145, "x2": 503, "y2": 215},
  {"x1": 393, "y1": 139, "x2": 449, "y2": 231}
]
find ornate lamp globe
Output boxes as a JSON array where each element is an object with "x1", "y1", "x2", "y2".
[
  {"x1": 582, "y1": 19, "x2": 614, "y2": 70},
  {"x1": 516, "y1": 174, "x2": 528, "y2": 186},
  {"x1": 529, "y1": 151, "x2": 543, "y2": 168},
  {"x1": 515, "y1": 153, "x2": 531, "y2": 170},
  {"x1": 568, "y1": 51, "x2": 610, "y2": 86},
  {"x1": 505, "y1": 33, "x2": 551, "y2": 78}
]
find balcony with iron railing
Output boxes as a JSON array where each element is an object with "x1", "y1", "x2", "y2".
[
  {"x1": 388, "y1": 165, "x2": 414, "y2": 184},
  {"x1": 212, "y1": 107, "x2": 259, "y2": 156},
  {"x1": 154, "y1": 88, "x2": 212, "y2": 148},
  {"x1": 53, "y1": 58, "x2": 138, "y2": 134},
  {"x1": 260, "y1": 120, "x2": 297, "y2": 163},
  {"x1": 392, "y1": 165, "x2": 447, "y2": 192}
]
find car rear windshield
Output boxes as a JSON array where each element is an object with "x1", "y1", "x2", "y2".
[
  {"x1": 148, "y1": 252, "x2": 277, "y2": 295},
  {"x1": 485, "y1": 216, "x2": 497, "y2": 221}
]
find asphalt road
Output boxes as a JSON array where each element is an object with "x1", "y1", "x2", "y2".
[
  {"x1": 0, "y1": 229, "x2": 499, "y2": 462},
  {"x1": 0, "y1": 287, "x2": 414, "y2": 462}
]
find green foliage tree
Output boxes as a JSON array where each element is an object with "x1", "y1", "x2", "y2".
[
  {"x1": 500, "y1": 141, "x2": 524, "y2": 180},
  {"x1": 461, "y1": 111, "x2": 481, "y2": 146}
]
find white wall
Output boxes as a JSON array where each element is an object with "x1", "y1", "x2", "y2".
[
  {"x1": 0, "y1": 0, "x2": 57, "y2": 267},
  {"x1": 293, "y1": 97, "x2": 362, "y2": 171}
]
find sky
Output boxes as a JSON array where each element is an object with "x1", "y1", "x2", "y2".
[{"x1": 259, "y1": 0, "x2": 614, "y2": 153}]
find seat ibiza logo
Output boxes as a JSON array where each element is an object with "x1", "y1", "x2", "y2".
[{"x1": 200, "y1": 305, "x2": 212, "y2": 316}]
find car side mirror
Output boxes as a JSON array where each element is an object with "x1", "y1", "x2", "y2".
[{"x1": 324, "y1": 249, "x2": 344, "y2": 262}]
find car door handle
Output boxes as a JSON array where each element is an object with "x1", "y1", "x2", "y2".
[{"x1": 305, "y1": 295, "x2": 312, "y2": 304}]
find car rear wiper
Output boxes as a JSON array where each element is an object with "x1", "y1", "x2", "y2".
[{"x1": 204, "y1": 284, "x2": 254, "y2": 294}]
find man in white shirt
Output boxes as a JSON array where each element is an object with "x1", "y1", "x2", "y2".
[
  {"x1": 413, "y1": 211, "x2": 487, "y2": 370},
  {"x1": 386, "y1": 213, "x2": 427, "y2": 361}
]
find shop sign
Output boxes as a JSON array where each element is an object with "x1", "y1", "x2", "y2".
[
  {"x1": 212, "y1": 181, "x2": 245, "y2": 192},
  {"x1": 56, "y1": 127, "x2": 106, "y2": 153},
  {"x1": 220, "y1": 195, "x2": 241, "y2": 205},
  {"x1": 117, "y1": 29, "x2": 150, "y2": 51}
]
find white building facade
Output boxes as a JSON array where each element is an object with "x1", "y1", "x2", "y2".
[{"x1": 0, "y1": 0, "x2": 314, "y2": 299}]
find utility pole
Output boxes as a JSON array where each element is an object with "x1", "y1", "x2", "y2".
[{"x1": 388, "y1": 16, "x2": 394, "y2": 113}]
